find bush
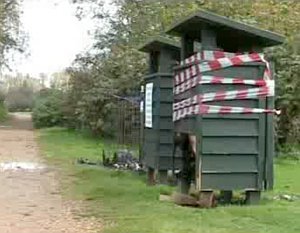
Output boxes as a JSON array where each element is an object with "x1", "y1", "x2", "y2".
[
  {"x1": 277, "y1": 144, "x2": 300, "y2": 160},
  {"x1": 5, "y1": 86, "x2": 34, "y2": 112},
  {"x1": 0, "y1": 101, "x2": 7, "y2": 122},
  {"x1": 32, "y1": 89, "x2": 65, "y2": 128}
]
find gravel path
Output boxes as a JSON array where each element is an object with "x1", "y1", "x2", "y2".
[{"x1": 0, "y1": 113, "x2": 102, "y2": 233}]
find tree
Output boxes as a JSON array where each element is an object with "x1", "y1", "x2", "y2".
[
  {"x1": 50, "y1": 71, "x2": 71, "y2": 91},
  {"x1": 32, "y1": 88, "x2": 65, "y2": 128},
  {"x1": 3, "y1": 73, "x2": 41, "y2": 111},
  {"x1": 0, "y1": 0, "x2": 24, "y2": 70},
  {"x1": 64, "y1": 0, "x2": 300, "y2": 142}
]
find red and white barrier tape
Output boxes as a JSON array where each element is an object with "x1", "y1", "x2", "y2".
[
  {"x1": 173, "y1": 104, "x2": 281, "y2": 121},
  {"x1": 173, "y1": 83, "x2": 274, "y2": 111},
  {"x1": 174, "y1": 75, "x2": 273, "y2": 95},
  {"x1": 180, "y1": 50, "x2": 243, "y2": 66},
  {"x1": 174, "y1": 52, "x2": 271, "y2": 86},
  {"x1": 173, "y1": 51, "x2": 278, "y2": 121}
]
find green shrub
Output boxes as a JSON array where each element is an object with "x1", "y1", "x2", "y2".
[
  {"x1": 0, "y1": 101, "x2": 7, "y2": 122},
  {"x1": 277, "y1": 144, "x2": 300, "y2": 160},
  {"x1": 5, "y1": 86, "x2": 35, "y2": 112},
  {"x1": 32, "y1": 89, "x2": 65, "y2": 128}
]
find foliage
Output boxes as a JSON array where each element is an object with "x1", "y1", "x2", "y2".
[
  {"x1": 50, "y1": 71, "x2": 71, "y2": 91},
  {"x1": 5, "y1": 86, "x2": 34, "y2": 112},
  {"x1": 63, "y1": 0, "x2": 300, "y2": 143},
  {"x1": 268, "y1": 38, "x2": 300, "y2": 144},
  {"x1": 0, "y1": 0, "x2": 24, "y2": 70},
  {"x1": 32, "y1": 89, "x2": 66, "y2": 128},
  {"x1": 65, "y1": 49, "x2": 143, "y2": 135},
  {"x1": 0, "y1": 81, "x2": 6, "y2": 102},
  {"x1": 277, "y1": 144, "x2": 300, "y2": 160},
  {"x1": 0, "y1": 101, "x2": 7, "y2": 121},
  {"x1": 3, "y1": 73, "x2": 42, "y2": 112},
  {"x1": 39, "y1": 128, "x2": 300, "y2": 233},
  {"x1": 64, "y1": 68, "x2": 113, "y2": 135}
]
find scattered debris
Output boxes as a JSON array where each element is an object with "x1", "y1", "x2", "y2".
[
  {"x1": 102, "y1": 149, "x2": 142, "y2": 171},
  {"x1": 160, "y1": 192, "x2": 217, "y2": 208},
  {"x1": 273, "y1": 194, "x2": 300, "y2": 202},
  {"x1": 77, "y1": 158, "x2": 101, "y2": 166},
  {"x1": 172, "y1": 192, "x2": 200, "y2": 207},
  {"x1": 159, "y1": 194, "x2": 172, "y2": 202},
  {"x1": 77, "y1": 149, "x2": 143, "y2": 172},
  {"x1": 0, "y1": 162, "x2": 45, "y2": 171}
]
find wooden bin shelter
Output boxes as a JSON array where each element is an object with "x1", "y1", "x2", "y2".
[
  {"x1": 166, "y1": 10, "x2": 284, "y2": 204},
  {"x1": 139, "y1": 36, "x2": 181, "y2": 184}
]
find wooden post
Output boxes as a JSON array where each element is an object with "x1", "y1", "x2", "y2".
[
  {"x1": 147, "y1": 167, "x2": 156, "y2": 185},
  {"x1": 245, "y1": 190, "x2": 261, "y2": 205},
  {"x1": 158, "y1": 170, "x2": 169, "y2": 185},
  {"x1": 220, "y1": 190, "x2": 233, "y2": 204},
  {"x1": 178, "y1": 35, "x2": 194, "y2": 194},
  {"x1": 201, "y1": 25, "x2": 217, "y2": 50}
]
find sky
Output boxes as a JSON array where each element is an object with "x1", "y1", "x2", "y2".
[{"x1": 8, "y1": 0, "x2": 96, "y2": 77}]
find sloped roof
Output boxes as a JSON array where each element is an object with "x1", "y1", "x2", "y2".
[
  {"x1": 139, "y1": 36, "x2": 180, "y2": 53},
  {"x1": 167, "y1": 10, "x2": 284, "y2": 48}
]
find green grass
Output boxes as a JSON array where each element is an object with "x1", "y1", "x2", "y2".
[{"x1": 38, "y1": 128, "x2": 300, "y2": 233}]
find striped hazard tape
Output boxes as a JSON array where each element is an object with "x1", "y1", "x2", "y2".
[
  {"x1": 174, "y1": 52, "x2": 271, "y2": 86},
  {"x1": 173, "y1": 104, "x2": 281, "y2": 121},
  {"x1": 173, "y1": 51, "x2": 278, "y2": 121},
  {"x1": 180, "y1": 50, "x2": 243, "y2": 66},
  {"x1": 174, "y1": 75, "x2": 273, "y2": 95},
  {"x1": 173, "y1": 83, "x2": 274, "y2": 111}
]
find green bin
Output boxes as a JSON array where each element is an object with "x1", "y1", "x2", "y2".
[
  {"x1": 139, "y1": 37, "x2": 181, "y2": 184},
  {"x1": 167, "y1": 10, "x2": 284, "y2": 203}
]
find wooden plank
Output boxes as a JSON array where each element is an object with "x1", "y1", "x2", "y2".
[
  {"x1": 159, "y1": 103, "x2": 173, "y2": 116},
  {"x1": 201, "y1": 154, "x2": 258, "y2": 172},
  {"x1": 158, "y1": 76, "x2": 173, "y2": 88},
  {"x1": 203, "y1": 114, "x2": 260, "y2": 120},
  {"x1": 202, "y1": 118, "x2": 259, "y2": 136},
  {"x1": 204, "y1": 62, "x2": 265, "y2": 80},
  {"x1": 159, "y1": 89, "x2": 173, "y2": 102},
  {"x1": 202, "y1": 173, "x2": 257, "y2": 190},
  {"x1": 202, "y1": 136, "x2": 258, "y2": 154},
  {"x1": 159, "y1": 156, "x2": 182, "y2": 170},
  {"x1": 159, "y1": 130, "x2": 174, "y2": 143},
  {"x1": 265, "y1": 94, "x2": 275, "y2": 189},
  {"x1": 257, "y1": 78, "x2": 266, "y2": 190}
]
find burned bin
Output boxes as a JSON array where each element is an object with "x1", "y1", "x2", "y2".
[
  {"x1": 166, "y1": 10, "x2": 284, "y2": 204},
  {"x1": 139, "y1": 37, "x2": 181, "y2": 184}
]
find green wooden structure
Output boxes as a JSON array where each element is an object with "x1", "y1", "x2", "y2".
[
  {"x1": 166, "y1": 10, "x2": 284, "y2": 204},
  {"x1": 139, "y1": 37, "x2": 181, "y2": 184}
]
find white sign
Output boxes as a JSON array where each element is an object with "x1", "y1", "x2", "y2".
[
  {"x1": 145, "y1": 83, "x2": 153, "y2": 128},
  {"x1": 140, "y1": 100, "x2": 144, "y2": 113}
]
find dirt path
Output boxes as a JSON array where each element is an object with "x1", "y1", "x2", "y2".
[{"x1": 0, "y1": 113, "x2": 102, "y2": 233}]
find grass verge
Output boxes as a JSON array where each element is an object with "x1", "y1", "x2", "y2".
[{"x1": 38, "y1": 127, "x2": 300, "y2": 233}]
